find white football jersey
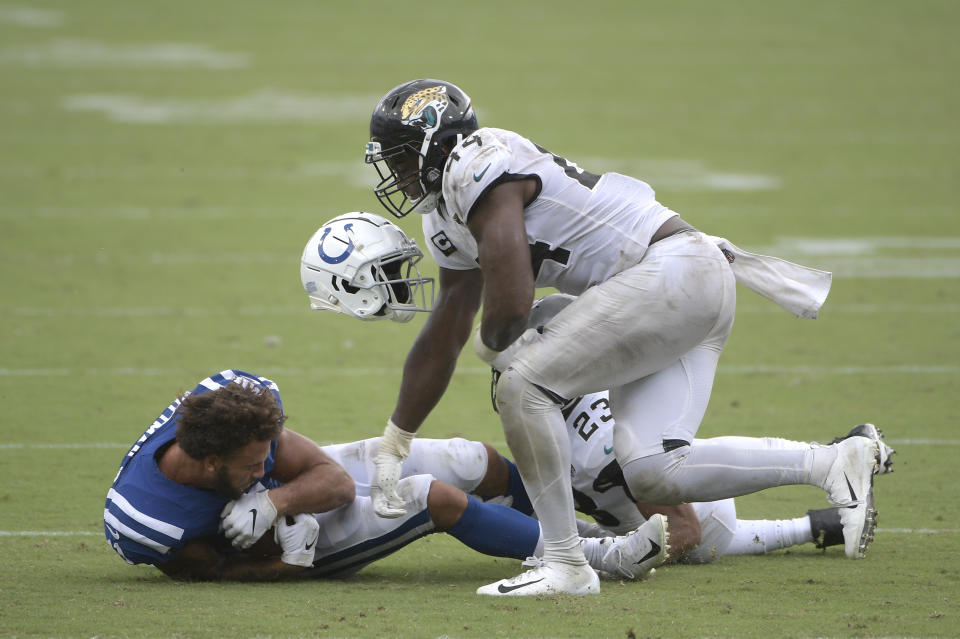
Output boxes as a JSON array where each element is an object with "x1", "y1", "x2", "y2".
[
  {"x1": 562, "y1": 391, "x2": 737, "y2": 561},
  {"x1": 562, "y1": 392, "x2": 648, "y2": 535},
  {"x1": 422, "y1": 127, "x2": 678, "y2": 294}
]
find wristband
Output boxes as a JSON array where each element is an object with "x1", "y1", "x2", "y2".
[
  {"x1": 472, "y1": 324, "x2": 501, "y2": 365},
  {"x1": 381, "y1": 418, "x2": 415, "y2": 459}
]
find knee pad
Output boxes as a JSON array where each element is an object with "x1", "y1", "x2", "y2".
[
  {"x1": 403, "y1": 438, "x2": 488, "y2": 492},
  {"x1": 436, "y1": 438, "x2": 488, "y2": 492}
]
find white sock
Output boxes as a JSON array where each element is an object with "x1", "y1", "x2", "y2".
[
  {"x1": 579, "y1": 537, "x2": 613, "y2": 569},
  {"x1": 724, "y1": 517, "x2": 814, "y2": 555},
  {"x1": 496, "y1": 370, "x2": 585, "y2": 566}
]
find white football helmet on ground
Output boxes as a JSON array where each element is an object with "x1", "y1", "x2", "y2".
[
  {"x1": 528, "y1": 293, "x2": 576, "y2": 330},
  {"x1": 300, "y1": 212, "x2": 434, "y2": 322}
]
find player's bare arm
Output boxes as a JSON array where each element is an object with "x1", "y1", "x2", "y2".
[
  {"x1": 466, "y1": 178, "x2": 538, "y2": 350},
  {"x1": 156, "y1": 537, "x2": 304, "y2": 582},
  {"x1": 267, "y1": 428, "x2": 356, "y2": 515},
  {"x1": 637, "y1": 502, "x2": 702, "y2": 559},
  {"x1": 391, "y1": 265, "x2": 484, "y2": 432}
]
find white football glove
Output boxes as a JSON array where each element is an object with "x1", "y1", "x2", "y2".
[
  {"x1": 274, "y1": 513, "x2": 320, "y2": 568},
  {"x1": 473, "y1": 325, "x2": 540, "y2": 373},
  {"x1": 219, "y1": 485, "x2": 278, "y2": 549},
  {"x1": 372, "y1": 419, "x2": 414, "y2": 518}
]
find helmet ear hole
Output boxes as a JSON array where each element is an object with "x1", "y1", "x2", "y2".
[
  {"x1": 378, "y1": 262, "x2": 411, "y2": 304},
  {"x1": 331, "y1": 275, "x2": 360, "y2": 295}
]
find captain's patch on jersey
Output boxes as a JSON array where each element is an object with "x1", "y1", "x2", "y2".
[{"x1": 431, "y1": 231, "x2": 457, "y2": 256}]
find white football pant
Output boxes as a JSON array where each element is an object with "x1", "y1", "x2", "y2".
[
  {"x1": 505, "y1": 231, "x2": 827, "y2": 514},
  {"x1": 323, "y1": 437, "x2": 489, "y2": 497}
]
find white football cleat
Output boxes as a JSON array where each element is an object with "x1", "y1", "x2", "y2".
[
  {"x1": 601, "y1": 514, "x2": 670, "y2": 579},
  {"x1": 476, "y1": 558, "x2": 600, "y2": 596},
  {"x1": 820, "y1": 437, "x2": 880, "y2": 559},
  {"x1": 830, "y1": 423, "x2": 896, "y2": 475}
]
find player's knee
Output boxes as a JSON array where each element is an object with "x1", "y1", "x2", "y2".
[
  {"x1": 494, "y1": 368, "x2": 525, "y2": 415},
  {"x1": 441, "y1": 438, "x2": 490, "y2": 491},
  {"x1": 426, "y1": 480, "x2": 469, "y2": 531},
  {"x1": 394, "y1": 474, "x2": 433, "y2": 512},
  {"x1": 622, "y1": 453, "x2": 688, "y2": 504},
  {"x1": 495, "y1": 369, "x2": 557, "y2": 421}
]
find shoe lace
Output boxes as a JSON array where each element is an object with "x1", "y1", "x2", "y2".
[
  {"x1": 602, "y1": 534, "x2": 636, "y2": 579},
  {"x1": 521, "y1": 556, "x2": 546, "y2": 569}
]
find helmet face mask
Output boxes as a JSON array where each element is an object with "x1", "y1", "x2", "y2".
[
  {"x1": 365, "y1": 141, "x2": 432, "y2": 217},
  {"x1": 300, "y1": 212, "x2": 435, "y2": 322},
  {"x1": 366, "y1": 79, "x2": 478, "y2": 218}
]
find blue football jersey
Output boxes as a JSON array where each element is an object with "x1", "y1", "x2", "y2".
[{"x1": 104, "y1": 369, "x2": 282, "y2": 565}]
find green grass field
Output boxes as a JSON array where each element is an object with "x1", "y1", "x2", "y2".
[{"x1": 1, "y1": 1, "x2": 958, "y2": 637}]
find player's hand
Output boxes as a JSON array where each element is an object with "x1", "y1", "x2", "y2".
[
  {"x1": 372, "y1": 419, "x2": 414, "y2": 518},
  {"x1": 473, "y1": 326, "x2": 540, "y2": 373},
  {"x1": 373, "y1": 451, "x2": 406, "y2": 518},
  {"x1": 274, "y1": 514, "x2": 320, "y2": 568},
  {"x1": 219, "y1": 486, "x2": 278, "y2": 549}
]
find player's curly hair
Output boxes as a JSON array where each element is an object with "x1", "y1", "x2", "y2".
[{"x1": 176, "y1": 381, "x2": 286, "y2": 460}]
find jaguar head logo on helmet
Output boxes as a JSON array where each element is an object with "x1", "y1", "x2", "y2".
[
  {"x1": 400, "y1": 85, "x2": 449, "y2": 130},
  {"x1": 300, "y1": 212, "x2": 435, "y2": 322},
  {"x1": 365, "y1": 79, "x2": 478, "y2": 218}
]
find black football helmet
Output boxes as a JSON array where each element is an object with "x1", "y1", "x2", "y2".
[{"x1": 365, "y1": 79, "x2": 478, "y2": 218}]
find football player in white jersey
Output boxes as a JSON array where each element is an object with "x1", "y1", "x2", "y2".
[
  {"x1": 296, "y1": 227, "x2": 893, "y2": 567},
  {"x1": 355, "y1": 79, "x2": 880, "y2": 596}
]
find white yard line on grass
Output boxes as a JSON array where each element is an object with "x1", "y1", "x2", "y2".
[
  {"x1": 2, "y1": 528, "x2": 957, "y2": 537},
  {"x1": 63, "y1": 91, "x2": 376, "y2": 123},
  {"x1": 0, "y1": 7, "x2": 64, "y2": 27},
  {"x1": 1, "y1": 39, "x2": 248, "y2": 68}
]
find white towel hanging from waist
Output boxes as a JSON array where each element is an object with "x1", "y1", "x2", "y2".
[{"x1": 707, "y1": 235, "x2": 832, "y2": 319}]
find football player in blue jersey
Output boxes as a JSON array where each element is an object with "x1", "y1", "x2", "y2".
[
  {"x1": 354, "y1": 79, "x2": 882, "y2": 595},
  {"x1": 104, "y1": 369, "x2": 670, "y2": 581},
  {"x1": 104, "y1": 370, "x2": 355, "y2": 580}
]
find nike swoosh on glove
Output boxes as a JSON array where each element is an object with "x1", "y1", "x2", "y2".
[
  {"x1": 220, "y1": 486, "x2": 277, "y2": 549},
  {"x1": 275, "y1": 513, "x2": 320, "y2": 568}
]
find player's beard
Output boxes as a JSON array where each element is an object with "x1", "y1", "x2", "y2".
[{"x1": 212, "y1": 466, "x2": 245, "y2": 500}]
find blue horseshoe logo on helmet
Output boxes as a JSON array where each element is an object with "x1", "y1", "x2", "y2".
[{"x1": 317, "y1": 223, "x2": 354, "y2": 264}]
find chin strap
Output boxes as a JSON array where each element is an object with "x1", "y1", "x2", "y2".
[{"x1": 417, "y1": 131, "x2": 465, "y2": 199}]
